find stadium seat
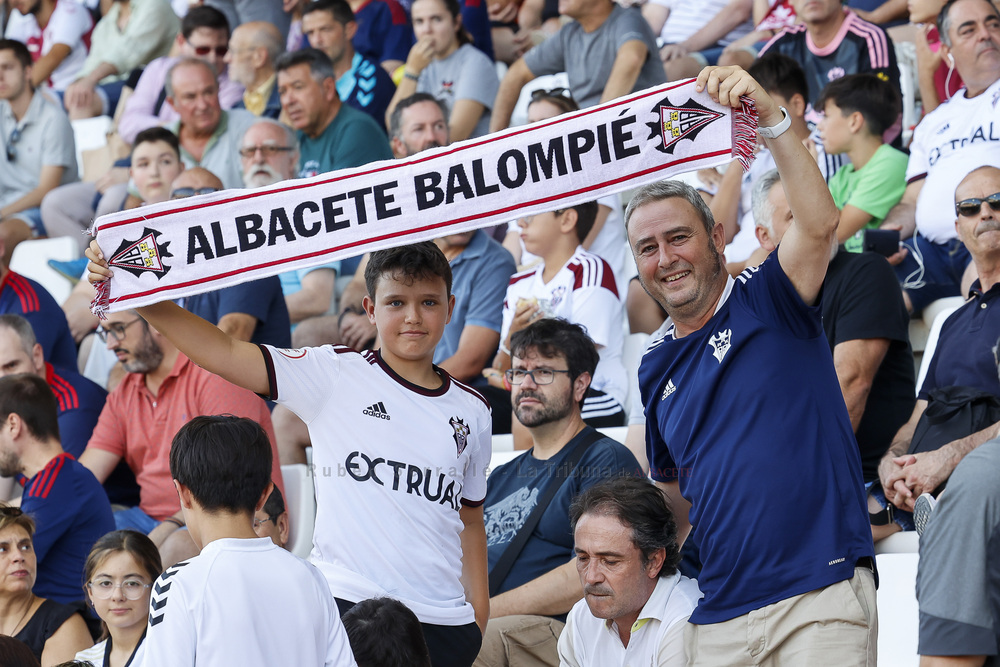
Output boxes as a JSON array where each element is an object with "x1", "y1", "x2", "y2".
[
  {"x1": 875, "y1": 552, "x2": 920, "y2": 667},
  {"x1": 875, "y1": 531, "x2": 919, "y2": 555},
  {"x1": 9, "y1": 236, "x2": 79, "y2": 305},
  {"x1": 915, "y1": 298, "x2": 964, "y2": 393},
  {"x1": 597, "y1": 425, "x2": 628, "y2": 444},
  {"x1": 623, "y1": 332, "x2": 649, "y2": 416},
  {"x1": 280, "y1": 463, "x2": 315, "y2": 559},
  {"x1": 71, "y1": 115, "x2": 113, "y2": 178}
]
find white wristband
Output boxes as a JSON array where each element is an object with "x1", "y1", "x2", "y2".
[{"x1": 757, "y1": 106, "x2": 790, "y2": 140}]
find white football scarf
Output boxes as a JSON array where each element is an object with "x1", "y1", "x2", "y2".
[{"x1": 90, "y1": 80, "x2": 757, "y2": 315}]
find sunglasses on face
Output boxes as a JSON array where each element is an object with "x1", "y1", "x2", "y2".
[
  {"x1": 193, "y1": 45, "x2": 228, "y2": 57},
  {"x1": 956, "y1": 193, "x2": 1000, "y2": 217},
  {"x1": 5, "y1": 126, "x2": 22, "y2": 162}
]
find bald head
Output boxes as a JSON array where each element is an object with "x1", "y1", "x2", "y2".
[
  {"x1": 227, "y1": 21, "x2": 284, "y2": 88},
  {"x1": 171, "y1": 168, "x2": 224, "y2": 198}
]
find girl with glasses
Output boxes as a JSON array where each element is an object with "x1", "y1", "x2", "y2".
[{"x1": 76, "y1": 530, "x2": 162, "y2": 667}]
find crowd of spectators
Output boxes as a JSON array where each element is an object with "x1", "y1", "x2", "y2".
[{"x1": 0, "y1": 0, "x2": 996, "y2": 663}]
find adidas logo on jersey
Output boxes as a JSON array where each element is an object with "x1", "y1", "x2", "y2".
[
  {"x1": 661, "y1": 379, "x2": 676, "y2": 400},
  {"x1": 363, "y1": 402, "x2": 391, "y2": 420}
]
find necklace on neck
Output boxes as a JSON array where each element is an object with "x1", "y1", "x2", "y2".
[{"x1": 2, "y1": 595, "x2": 35, "y2": 636}]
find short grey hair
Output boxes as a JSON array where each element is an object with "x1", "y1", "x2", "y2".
[
  {"x1": 275, "y1": 48, "x2": 335, "y2": 86},
  {"x1": 243, "y1": 118, "x2": 300, "y2": 155},
  {"x1": 165, "y1": 57, "x2": 217, "y2": 99},
  {"x1": 0, "y1": 314, "x2": 36, "y2": 355},
  {"x1": 624, "y1": 180, "x2": 716, "y2": 235},
  {"x1": 751, "y1": 168, "x2": 783, "y2": 235},
  {"x1": 937, "y1": 0, "x2": 1000, "y2": 47}
]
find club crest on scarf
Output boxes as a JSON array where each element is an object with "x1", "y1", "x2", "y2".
[
  {"x1": 450, "y1": 416, "x2": 471, "y2": 456},
  {"x1": 108, "y1": 228, "x2": 173, "y2": 279},
  {"x1": 648, "y1": 96, "x2": 724, "y2": 155}
]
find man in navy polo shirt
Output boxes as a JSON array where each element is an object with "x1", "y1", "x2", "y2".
[
  {"x1": 0, "y1": 374, "x2": 114, "y2": 604},
  {"x1": 625, "y1": 65, "x2": 875, "y2": 665},
  {"x1": 879, "y1": 165, "x2": 1000, "y2": 514}
]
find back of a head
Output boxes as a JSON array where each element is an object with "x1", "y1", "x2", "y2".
[
  {"x1": 748, "y1": 53, "x2": 808, "y2": 105},
  {"x1": 815, "y1": 73, "x2": 900, "y2": 137},
  {"x1": 364, "y1": 241, "x2": 453, "y2": 300},
  {"x1": 168, "y1": 415, "x2": 272, "y2": 515},
  {"x1": 0, "y1": 374, "x2": 59, "y2": 443},
  {"x1": 562, "y1": 200, "x2": 599, "y2": 243},
  {"x1": 171, "y1": 167, "x2": 224, "y2": 193},
  {"x1": 0, "y1": 637, "x2": 40, "y2": 667},
  {"x1": 181, "y1": 5, "x2": 230, "y2": 40},
  {"x1": 342, "y1": 598, "x2": 432, "y2": 667}
]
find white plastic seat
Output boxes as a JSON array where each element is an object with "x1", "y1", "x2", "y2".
[
  {"x1": 9, "y1": 236, "x2": 79, "y2": 305},
  {"x1": 875, "y1": 552, "x2": 920, "y2": 667},
  {"x1": 915, "y1": 299, "x2": 964, "y2": 393},
  {"x1": 279, "y1": 463, "x2": 315, "y2": 559}
]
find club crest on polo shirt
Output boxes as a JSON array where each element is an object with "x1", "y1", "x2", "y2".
[
  {"x1": 108, "y1": 228, "x2": 172, "y2": 278},
  {"x1": 709, "y1": 328, "x2": 731, "y2": 363},
  {"x1": 647, "y1": 96, "x2": 724, "y2": 155},
  {"x1": 450, "y1": 416, "x2": 471, "y2": 456}
]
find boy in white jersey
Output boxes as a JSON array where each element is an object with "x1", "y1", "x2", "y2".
[
  {"x1": 142, "y1": 415, "x2": 357, "y2": 667},
  {"x1": 87, "y1": 241, "x2": 491, "y2": 667},
  {"x1": 485, "y1": 200, "x2": 627, "y2": 441}
]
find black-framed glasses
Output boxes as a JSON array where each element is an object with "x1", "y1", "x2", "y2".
[
  {"x1": 88, "y1": 579, "x2": 153, "y2": 600},
  {"x1": 5, "y1": 126, "x2": 22, "y2": 162},
  {"x1": 956, "y1": 193, "x2": 1000, "y2": 217},
  {"x1": 239, "y1": 145, "x2": 293, "y2": 158},
  {"x1": 95, "y1": 318, "x2": 144, "y2": 344},
  {"x1": 193, "y1": 45, "x2": 228, "y2": 57},
  {"x1": 170, "y1": 187, "x2": 219, "y2": 200},
  {"x1": 505, "y1": 368, "x2": 571, "y2": 385}
]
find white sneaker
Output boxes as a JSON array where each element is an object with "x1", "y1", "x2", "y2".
[{"x1": 914, "y1": 493, "x2": 938, "y2": 536}]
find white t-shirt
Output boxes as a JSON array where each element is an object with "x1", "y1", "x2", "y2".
[
  {"x1": 4, "y1": 0, "x2": 93, "y2": 92},
  {"x1": 261, "y1": 345, "x2": 492, "y2": 625},
  {"x1": 142, "y1": 537, "x2": 356, "y2": 667},
  {"x1": 906, "y1": 76, "x2": 1000, "y2": 244},
  {"x1": 501, "y1": 247, "x2": 627, "y2": 412},
  {"x1": 558, "y1": 572, "x2": 702, "y2": 667},
  {"x1": 648, "y1": 0, "x2": 751, "y2": 47},
  {"x1": 76, "y1": 637, "x2": 146, "y2": 665}
]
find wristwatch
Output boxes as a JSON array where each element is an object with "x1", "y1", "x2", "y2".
[{"x1": 757, "y1": 106, "x2": 790, "y2": 139}]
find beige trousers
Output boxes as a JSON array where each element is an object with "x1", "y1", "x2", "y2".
[{"x1": 473, "y1": 614, "x2": 564, "y2": 667}]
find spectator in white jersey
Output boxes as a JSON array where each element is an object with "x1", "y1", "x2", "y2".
[{"x1": 142, "y1": 415, "x2": 357, "y2": 666}]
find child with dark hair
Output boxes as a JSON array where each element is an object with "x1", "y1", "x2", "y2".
[
  {"x1": 342, "y1": 598, "x2": 432, "y2": 667},
  {"x1": 140, "y1": 415, "x2": 356, "y2": 666},
  {"x1": 816, "y1": 73, "x2": 908, "y2": 253},
  {"x1": 87, "y1": 240, "x2": 491, "y2": 667}
]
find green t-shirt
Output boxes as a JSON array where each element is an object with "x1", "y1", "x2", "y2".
[
  {"x1": 829, "y1": 143, "x2": 908, "y2": 253},
  {"x1": 297, "y1": 104, "x2": 392, "y2": 178}
]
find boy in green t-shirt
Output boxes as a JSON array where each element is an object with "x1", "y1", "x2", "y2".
[{"x1": 817, "y1": 73, "x2": 908, "y2": 253}]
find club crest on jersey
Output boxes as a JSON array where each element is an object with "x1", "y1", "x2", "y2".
[
  {"x1": 647, "y1": 96, "x2": 723, "y2": 155},
  {"x1": 550, "y1": 286, "x2": 566, "y2": 308},
  {"x1": 107, "y1": 227, "x2": 172, "y2": 279},
  {"x1": 450, "y1": 416, "x2": 471, "y2": 456},
  {"x1": 709, "y1": 328, "x2": 731, "y2": 363}
]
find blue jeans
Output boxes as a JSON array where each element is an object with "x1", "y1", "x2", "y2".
[
  {"x1": 893, "y1": 233, "x2": 972, "y2": 315},
  {"x1": 113, "y1": 506, "x2": 161, "y2": 534}
]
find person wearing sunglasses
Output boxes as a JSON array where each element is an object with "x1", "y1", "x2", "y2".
[
  {"x1": 0, "y1": 39, "x2": 77, "y2": 253},
  {"x1": 0, "y1": 374, "x2": 115, "y2": 606}
]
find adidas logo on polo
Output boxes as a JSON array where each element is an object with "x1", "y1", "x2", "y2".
[
  {"x1": 661, "y1": 379, "x2": 676, "y2": 400},
  {"x1": 363, "y1": 402, "x2": 391, "y2": 420}
]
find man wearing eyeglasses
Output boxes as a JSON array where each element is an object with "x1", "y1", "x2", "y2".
[
  {"x1": 878, "y1": 164, "x2": 1000, "y2": 521},
  {"x1": 0, "y1": 38, "x2": 76, "y2": 247},
  {"x1": 477, "y1": 318, "x2": 640, "y2": 667}
]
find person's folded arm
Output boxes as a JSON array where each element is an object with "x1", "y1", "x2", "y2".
[{"x1": 489, "y1": 559, "x2": 583, "y2": 618}]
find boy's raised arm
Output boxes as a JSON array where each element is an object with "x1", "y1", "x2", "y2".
[{"x1": 86, "y1": 241, "x2": 272, "y2": 396}]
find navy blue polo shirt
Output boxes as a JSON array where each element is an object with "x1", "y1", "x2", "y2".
[
  {"x1": 353, "y1": 0, "x2": 414, "y2": 66},
  {"x1": 0, "y1": 271, "x2": 76, "y2": 370},
  {"x1": 920, "y1": 280, "x2": 1000, "y2": 399},
  {"x1": 46, "y1": 363, "x2": 107, "y2": 458},
  {"x1": 183, "y1": 277, "x2": 291, "y2": 349},
  {"x1": 639, "y1": 255, "x2": 874, "y2": 625}
]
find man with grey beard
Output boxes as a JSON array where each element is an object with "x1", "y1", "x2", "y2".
[
  {"x1": 77, "y1": 306, "x2": 283, "y2": 567},
  {"x1": 239, "y1": 119, "x2": 338, "y2": 333}
]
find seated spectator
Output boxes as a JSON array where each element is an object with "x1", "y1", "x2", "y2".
[
  {"x1": 875, "y1": 165, "x2": 1000, "y2": 536},
  {"x1": 203, "y1": 0, "x2": 293, "y2": 43},
  {"x1": 758, "y1": 0, "x2": 900, "y2": 116},
  {"x1": 386, "y1": 0, "x2": 499, "y2": 141},
  {"x1": 3, "y1": 0, "x2": 92, "y2": 95},
  {"x1": 0, "y1": 375, "x2": 114, "y2": 604},
  {"x1": 916, "y1": 436, "x2": 1000, "y2": 666},
  {"x1": 641, "y1": 0, "x2": 753, "y2": 80},
  {"x1": 348, "y1": 0, "x2": 414, "y2": 74},
  {"x1": 882, "y1": 0, "x2": 997, "y2": 315},
  {"x1": 141, "y1": 416, "x2": 356, "y2": 666},
  {"x1": 75, "y1": 530, "x2": 162, "y2": 666},
  {"x1": 0, "y1": 505, "x2": 93, "y2": 665},
  {"x1": 0, "y1": 315, "x2": 106, "y2": 459},
  {"x1": 478, "y1": 319, "x2": 641, "y2": 666},
  {"x1": 0, "y1": 39, "x2": 77, "y2": 250},
  {"x1": 909, "y1": 0, "x2": 962, "y2": 116},
  {"x1": 226, "y1": 21, "x2": 284, "y2": 119},
  {"x1": 342, "y1": 597, "x2": 432, "y2": 667},
  {"x1": 486, "y1": 200, "x2": 627, "y2": 436},
  {"x1": 750, "y1": 168, "x2": 915, "y2": 485},
  {"x1": 253, "y1": 485, "x2": 289, "y2": 549},
  {"x1": 116, "y1": 5, "x2": 244, "y2": 144},
  {"x1": 301, "y1": 0, "x2": 397, "y2": 133},
  {"x1": 490, "y1": 0, "x2": 664, "y2": 130},
  {"x1": 276, "y1": 48, "x2": 392, "y2": 178},
  {"x1": 78, "y1": 306, "x2": 284, "y2": 567},
  {"x1": 558, "y1": 476, "x2": 701, "y2": 667},
  {"x1": 816, "y1": 73, "x2": 907, "y2": 252},
  {"x1": 0, "y1": 237, "x2": 76, "y2": 370},
  {"x1": 62, "y1": 0, "x2": 180, "y2": 119}
]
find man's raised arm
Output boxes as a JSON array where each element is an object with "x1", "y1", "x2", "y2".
[
  {"x1": 697, "y1": 66, "x2": 840, "y2": 306},
  {"x1": 86, "y1": 242, "x2": 271, "y2": 396}
]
